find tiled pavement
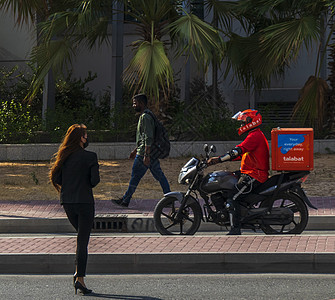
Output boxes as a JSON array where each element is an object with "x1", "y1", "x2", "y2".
[
  {"x1": 1, "y1": 235, "x2": 335, "y2": 254},
  {"x1": 0, "y1": 196, "x2": 334, "y2": 219},
  {"x1": 0, "y1": 198, "x2": 156, "y2": 219},
  {"x1": 1, "y1": 196, "x2": 335, "y2": 273},
  {"x1": 1, "y1": 234, "x2": 335, "y2": 274}
]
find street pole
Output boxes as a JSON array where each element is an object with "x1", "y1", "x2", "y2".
[{"x1": 111, "y1": 2, "x2": 124, "y2": 110}]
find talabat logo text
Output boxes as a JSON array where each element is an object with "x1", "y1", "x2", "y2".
[{"x1": 283, "y1": 156, "x2": 304, "y2": 162}]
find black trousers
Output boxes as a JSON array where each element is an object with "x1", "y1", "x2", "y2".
[
  {"x1": 227, "y1": 173, "x2": 261, "y2": 227},
  {"x1": 63, "y1": 203, "x2": 95, "y2": 277}
]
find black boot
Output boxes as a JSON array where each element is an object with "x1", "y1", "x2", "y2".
[
  {"x1": 226, "y1": 200, "x2": 241, "y2": 235},
  {"x1": 227, "y1": 226, "x2": 241, "y2": 235}
]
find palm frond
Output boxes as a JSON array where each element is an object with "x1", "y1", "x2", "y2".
[
  {"x1": 25, "y1": 1, "x2": 111, "y2": 99},
  {"x1": 27, "y1": 39, "x2": 75, "y2": 100},
  {"x1": 168, "y1": 12, "x2": 223, "y2": 68},
  {"x1": 223, "y1": 33, "x2": 277, "y2": 90},
  {"x1": 124, "y1": 0, "x2": 173, "y2": 23},
  {"x1": 204, "y1": 0, "x2": 238, "y2": 30},
  {"x1": 292, "y1": 75, "x2": 329, "y2": 129},
  {"x1": 259, "y1": 17, "x2": 320, "y2": 65},
  {"x1": 226, "y1": 16, "x2": 321, "y2": 89},
  {"x1": 0, "y1": 0, "x2": 47, "y2": 24},
  {"x1": 123, "y1": 39, "x2": 174, "y2": 101},
  {"x1": 38, "y1": 7, "x2": 109, "y2": 48}
]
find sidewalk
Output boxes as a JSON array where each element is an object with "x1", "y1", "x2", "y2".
[
  {"x1": 0, "y1": 196, "x2": 335, "y2": 274},
  {"x1": 1, "y1": 234, "x2": 335, "y2": 274},
  {"x1": 0, "y1": 196, "x2": 335, "y2": 232}
]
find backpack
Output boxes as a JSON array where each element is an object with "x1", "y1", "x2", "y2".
[{"x1": 145, "y1": 110, "x2": 170, "y2": 160}]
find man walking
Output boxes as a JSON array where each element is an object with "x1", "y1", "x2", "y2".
[{"x1": 111, "y1": 94, "x2": 171, "y2": 207}]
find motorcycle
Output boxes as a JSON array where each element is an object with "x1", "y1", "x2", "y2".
[{"x1": 153, "y1": 144, "x2": 317, "y2": 235}]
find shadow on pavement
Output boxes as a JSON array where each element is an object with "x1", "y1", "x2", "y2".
[{"x1": 87, "y1": 293, "x2": 161, "y2": 299}]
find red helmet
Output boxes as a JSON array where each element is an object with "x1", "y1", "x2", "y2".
[{"x1": 232, "y1": 109, "x2": 262, "y2": 135}]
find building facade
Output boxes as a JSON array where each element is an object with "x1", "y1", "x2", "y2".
[{"x1": 0, "y1": 2, "x2": 327, "y2": 125}]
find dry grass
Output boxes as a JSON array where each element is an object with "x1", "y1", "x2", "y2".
[{"x1": 0, "y1": 153, "x2": 334, "y2": 201}]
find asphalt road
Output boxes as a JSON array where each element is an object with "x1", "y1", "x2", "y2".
[{"x1": 0, "y1": 274, "x2": 334, "y2": 300}]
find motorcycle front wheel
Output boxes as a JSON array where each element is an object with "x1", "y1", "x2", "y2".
[
  {"x1": 260, "y1": 192, "x2": 308, "y2": 234},
  {"x1": 154, "y1": 196, "x2": 202, "y2": 235}
]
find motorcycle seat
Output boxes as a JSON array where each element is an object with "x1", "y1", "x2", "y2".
[
  {"x1": 253, "y1": 174, "x2": 283, "y2": 194},
  {"x1": 253, "y1": 171, "x2": 309, "y2": 194}
]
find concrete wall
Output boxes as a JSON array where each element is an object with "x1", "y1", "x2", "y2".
[{"x1": 0, "y1": 140, "x2": 334, "y2": 161}]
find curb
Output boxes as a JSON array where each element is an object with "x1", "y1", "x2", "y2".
[
  {"x1": 1, "y1": 139, "x2": 334, "y2": 161},
  {"x1": 0, "y1": 215, "x2": 334, "y2": 233},
  {"x1": 1, "y1": 252, "x2": 335, "y2": 274}
]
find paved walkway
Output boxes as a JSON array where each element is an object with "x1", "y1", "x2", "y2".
[
  {"x1": 0, "y1": 198, "x2": 155, "y2": 219},
  {"x1": 0, "y1": 196, "x2": 334, "y2": 219},
  {"x1": 1, "y1": 196, "x2": 335, "y2": 273},
  {"x1": 1, "y1": 234, "x2": 335, "y2": 274},
  {"x1": 1, "y1": 234, "x2": 335, "y2": 254}
]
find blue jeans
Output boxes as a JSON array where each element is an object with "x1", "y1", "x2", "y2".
[{"x1": 122, "y1": 155, "x2": 170, "y2": 204}]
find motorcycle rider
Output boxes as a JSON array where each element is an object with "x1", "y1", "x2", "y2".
[{"x1": 208, "y1": 109, "x2": 270, "y2": 235}]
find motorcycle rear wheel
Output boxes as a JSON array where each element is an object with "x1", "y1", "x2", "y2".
[
  {"x1": 154, "y1": 196, "x2": 202, "y2": 235},
  {"x1": 260, "y1": 192, "x2": 308, "y2": 234}
]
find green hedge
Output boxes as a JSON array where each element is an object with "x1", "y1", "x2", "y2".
[{"x1": 0, "y1": 66, "x2": 239, "y2": 143}]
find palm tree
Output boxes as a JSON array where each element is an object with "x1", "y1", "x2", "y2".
[
  {"x1": 0, "y1": 0, "x2": 77, "y2": 120},
  {"x1": 10, "y1": 0, "x2": 223, "y2": 108},
  {"x1": 4, "y1": 0, "x2": 333, "y2": 132},
  {"x1": 215, "y1": 0, "x2": 334, "y2": 131},
  {"x1": 326, "y1": 41, "x2": 335, "y2": 138}
]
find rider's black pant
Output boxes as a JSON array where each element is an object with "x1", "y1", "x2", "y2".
[{"x1": 227, "y1": 173, "x2": 261, "y2": 228}]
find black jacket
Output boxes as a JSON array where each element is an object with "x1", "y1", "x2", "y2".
[{"x1": 55, "y1": 148, "x2": 100, "y2": 204}]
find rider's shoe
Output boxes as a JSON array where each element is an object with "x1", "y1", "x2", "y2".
[{"x1": 227, "y1": 227, "x2": 241, "y2": 235}]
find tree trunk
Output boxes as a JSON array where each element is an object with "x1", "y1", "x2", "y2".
[{"x1": 111, "y1": 2, "x2": 124, "y2": 110}]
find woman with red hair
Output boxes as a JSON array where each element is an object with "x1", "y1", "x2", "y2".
[{"x1": 50, "y1": 124, "x2": 100, "y2": 295}]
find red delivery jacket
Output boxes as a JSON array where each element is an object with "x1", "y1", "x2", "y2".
[{"x1": 236, "y1": 128, "x2": 270, "y2": 183}]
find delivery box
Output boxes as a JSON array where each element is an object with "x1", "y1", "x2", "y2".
[{"x1": 271, "y1": 128, "x2": 314, "y2": 171}]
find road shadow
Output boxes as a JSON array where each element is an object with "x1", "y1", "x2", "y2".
[{"x1": 85, "y1": 293, "x2": 161, "y2": 299}]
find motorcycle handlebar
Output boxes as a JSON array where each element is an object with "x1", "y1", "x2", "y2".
[
  {"x1": 199, "y1": 160, "x2": 208, "y2": 170},
  {"x1": 199, "y1": 152, "x2": 231, "y2": 170}
]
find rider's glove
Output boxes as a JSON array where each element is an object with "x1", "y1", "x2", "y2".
[{"x1": 208, "y1": 157, "x2": 220, "y2": 165}]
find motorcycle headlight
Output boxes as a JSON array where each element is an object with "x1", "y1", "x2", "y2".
[
  {"x1": 178, "y1": 157, "x2": 199, "y2": 184},
  {"x1": 178, "y1": 165, "x2": 197, "y2": 184}
]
